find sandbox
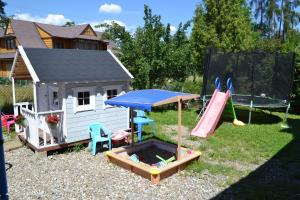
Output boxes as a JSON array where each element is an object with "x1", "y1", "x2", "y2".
[{"x1": 106, "y1": 139, "x2": 201, "y2": 184}]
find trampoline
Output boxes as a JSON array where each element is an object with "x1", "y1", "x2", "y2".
[{"x1": 202, "y1": 48, "x2": 295, "y2": 123}]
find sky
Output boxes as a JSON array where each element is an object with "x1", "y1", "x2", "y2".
[
  {"x1": 4, "y1": 1, "x2": 299, "y2": 33},
  {"x1": 4, "y1": 0, "x2": 202, "y2": 33}
]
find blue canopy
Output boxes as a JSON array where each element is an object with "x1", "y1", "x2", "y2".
[{"x1": 105, "y1": 89, "x2": 199, "y2": 111}]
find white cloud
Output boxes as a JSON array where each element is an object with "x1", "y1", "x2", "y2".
[
  {"x1": 88, "y1": 20, "x2": 127, "y2": 32},
  {"x1": 170, "y1": 25, "x2": 177, "y2": 34},
  {"x1": 99, "y1": 3, "x2": 122, "y2": 14},
  {"x1": 14, "y1": 13, "x2": 71, "y2": 25}
]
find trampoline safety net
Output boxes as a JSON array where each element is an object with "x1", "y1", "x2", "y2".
[{"x1": 202, "y1": 48, "x2": 295, "y2": 108}]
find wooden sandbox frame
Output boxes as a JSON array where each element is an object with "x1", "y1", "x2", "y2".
[{"x1": 106, "y1": 139, "x2": 201, "y2": 184}]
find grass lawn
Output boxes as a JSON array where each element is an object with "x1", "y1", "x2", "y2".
[{"x1": 141, "y1": 105, "x2": 300, "y2": 199}]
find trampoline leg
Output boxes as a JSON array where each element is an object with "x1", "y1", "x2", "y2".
[
  {"x1": 202, "y1": 96, "x2": 206, "y2": 108},
  {"x1": 248, "y1": 100, "x2": 253, "y2": 124},
  {"x1": 284, "y1": 104, "x2": 290, "y2": 123}
]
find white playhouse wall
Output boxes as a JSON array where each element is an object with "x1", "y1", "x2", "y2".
[{"x1": 64, "y1": 81, "x2": 130, "y2": 143}]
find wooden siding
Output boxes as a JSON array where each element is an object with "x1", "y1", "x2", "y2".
[
  {"x1": 36, "y1": 26, "x2": 53, "y2": 48},
  {"x1": 0, "y1": 59, "x2": 13, "y2": 77},
  {"x1": 5, "y1": 22, "x2": 14, "y2": 35},
  {"x1": 99, "y1": 42, "x2": 107, "y2": 50},
  {"x1": 13, "y1": 56, "x2": 32, "y2": 80},
  {"x1": 81, "y1": 26, "x2": 96, "y2": 36},
  {"x1": 64, "y1": 81, "x2": 129, "y2": 143},
  {"x1": 36, "y1": 26, "x2": 51, "y2": 38},
  {"x1": 42, "y1": 38, "x2": 53, "y2": 48},
  {"x1": 52, "y1": 38, "x2": 73, "y2": 49}
]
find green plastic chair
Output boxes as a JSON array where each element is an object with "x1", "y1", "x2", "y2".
[{"x1": 88, "y1": 122, "x2": 112, "y2": 155}]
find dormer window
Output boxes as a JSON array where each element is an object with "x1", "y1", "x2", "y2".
[
  {"x1": 5, "y1": 38, "x2": 16, "y2": 49},
  {"x1": 53, "y1": 41, "x2": 64, "y2": 49}
]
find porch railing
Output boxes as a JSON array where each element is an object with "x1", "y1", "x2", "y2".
[{"x1": 14, "y1": 102, "x2": 64, "y2": 148}]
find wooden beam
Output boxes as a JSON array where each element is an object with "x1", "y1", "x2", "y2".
[
  {"x1": 177, "y1": 97, "x2": 182, "y2": 161},
  {"x1": 11, "y1": 77, "x2": 16, "y2": 105},
  {"x1": 130, "y1": 108, "x2": 134, "y2": 146},
  {"x1": 152, "y1": 94, "x2": 199, "y2": 107}
]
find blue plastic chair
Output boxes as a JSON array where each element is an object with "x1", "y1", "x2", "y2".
[
  {"x1": 134, "y1": 110, "x2": 156, "y2": 142},
  {"x1": 89, "y1": 122, "x2": 112, "y2": 155}
]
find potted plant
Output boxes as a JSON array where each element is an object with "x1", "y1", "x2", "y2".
[
  {"x1": 15, "y1": 115, "x2": 25, "y2": 126},
  {"x1": 46, "y1": 115, "x2": 60, "y2": 128}
]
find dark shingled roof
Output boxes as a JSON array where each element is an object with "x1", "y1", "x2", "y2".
[
  {"x1": 23, "y1": 48, "x2": 132, "y2": 82},
  {"x1": 10, "y1": 19, "x2": 47, "y2": 48}
]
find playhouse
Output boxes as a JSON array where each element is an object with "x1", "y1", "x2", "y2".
[{"x1": 9, "y1": 46, "x2": 133, "y2": 152}]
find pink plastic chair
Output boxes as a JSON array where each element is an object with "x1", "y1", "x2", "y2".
[{"x1": 1, "y1": 112, "x2": 15, "y2": 133}]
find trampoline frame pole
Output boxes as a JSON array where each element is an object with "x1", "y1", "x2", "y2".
[
  {"x1": 284, "y1": 103, "x2": 290, "y2": 123},
  {"x1": 0, "y1": 113, "x2": 9, "y2": 199},
  {"x1": 248, "y1": 100, "x2": 253, "y2": 124}
]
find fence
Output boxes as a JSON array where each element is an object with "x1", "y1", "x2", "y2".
[{"x1": 0, "y1": 79, "x2": 33, "y2": 113}]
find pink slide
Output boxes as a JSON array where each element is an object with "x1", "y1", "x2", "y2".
[{"x1": 191, "y1": 89, "x2": 230, "y2": 138}]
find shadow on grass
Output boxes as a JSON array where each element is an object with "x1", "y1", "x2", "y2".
[{"x1": 212, "y1": 118, "x2": 300, "y2": 200}]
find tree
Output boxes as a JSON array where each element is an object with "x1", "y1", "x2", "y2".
[
  {"x1": 63, "y1": 21, "x2": 75, "y2": 27},
  {"x1": 277, "y1": 0, "x2": 300, "y2": 40},
  {"x1": 250, "y1": 0, "x2": 267, "y2": 30},
  {"x1": 96, "y1": 5, "x2": 193, "y2": 89},
  {"x1": 265, "y1": 0, "x2": 279, "y2": 38},
  {"x1": 0, "y1": 0, "x2": 7, "y2": 29},
  {"x1": 191, "y1": 0, "x2": 254, "y2": 73}
]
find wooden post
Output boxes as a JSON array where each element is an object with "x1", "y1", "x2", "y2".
[
  {"x1": 130, "y1": 108, "x2": 134, "y2": 145},
  {"x1": 33, "y1": 82, "x2": 39, "y2": 146},
  {"x1": 12, "y1": 77, "x2": 16, "y2": 106},
  {"x1": 177, "y1": 96, "x2": 182, "y2": 160},
  {"x1": 12, "y1": 77, "x2": 20, "y2": 132}
]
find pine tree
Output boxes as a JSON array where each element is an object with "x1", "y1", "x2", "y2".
[{"x1": 0, "y1": 0, "x2": 7, "y2": 29}]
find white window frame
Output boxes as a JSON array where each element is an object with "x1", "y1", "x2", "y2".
[
  {"x1": 103, "y1": 85, "x2": 123, "y2": 109},
  {"x1": 72, "y1": 86, "x2": 96, "y2": 112}
]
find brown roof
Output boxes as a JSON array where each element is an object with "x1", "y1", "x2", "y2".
[
  {"x1": 35, "y1": 22, "x2": 101, "y2": 41},
  {"x1": 0, "y1": 19, "x2": 108, "y2": 49},
  {"x1": 10, "y1": 19, "x2": 47, "y2": 48}
]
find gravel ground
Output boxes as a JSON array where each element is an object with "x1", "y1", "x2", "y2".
[{"x1": 5, "y1": 147, "x2": 224, "y2": 200}]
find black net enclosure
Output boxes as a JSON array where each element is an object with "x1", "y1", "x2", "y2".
[{"x1": 202, "y1": 48, "x2": 295, "y2": 108}]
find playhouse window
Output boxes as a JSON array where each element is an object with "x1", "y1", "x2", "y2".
[
  {"x1": 107, "y1": 89, "x2": 118, "y2": 99},
  {"x1": 52, "y1": 91, "x2": 58, "y2": 106},
  {"x1": 103, "y1": 85, "x2": 123, "y2": 109},
  {"x1": 78, "y1": 91, "x2": 90, "y2": 105},
  {"x1": 49, "y1": 86, "x2": 59, "y2": 110},
  {"x1": 73, "y1": 87, "x2": 96, "y2": 112}
]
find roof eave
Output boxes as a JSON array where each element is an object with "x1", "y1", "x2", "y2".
[{"x1": 15, "y1": 46, "x2": 40, "y2": 83}]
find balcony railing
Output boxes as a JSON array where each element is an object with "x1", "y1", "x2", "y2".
[{"x1": 14, "y1": 102, "x2": 64, "y2": 148}]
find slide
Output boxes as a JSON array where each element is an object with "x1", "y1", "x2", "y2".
[{"x1": 191, "y1": 89, "x2": 230, "y2": 138}]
